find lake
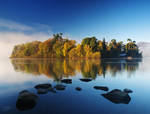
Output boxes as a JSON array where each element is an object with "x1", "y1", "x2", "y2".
[{"x1": 0, "y1": 58, "x2": 149, "y2": 114}]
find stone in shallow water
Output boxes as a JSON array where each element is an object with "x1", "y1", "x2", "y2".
[
  {"x1": 79, "y1": 78, "x2": 92, "y2": 82},
  {"x1": 101, "y1": 89, "x2": 131, "y2": 104},
  {"x1": 61, "y1": 79, "x2": 72, "y2": 84},
  {"x1": 35, "y1": 83, "x2": 57, "y2": 94},
  {"x1": 54, "y1": 84, "x2": 66, "y2": 90},
  {"x1": 34, "y1": 84, "x2": 52, "y2": 89},
  {"x1": 123, "y1": 88, "x2": 133, "y2": 93},
  {"x1": 75, "y1": 87, "x2": 82, "y2": 91},
  {"x1": 93, "y1": 86, "x2": 109, "y2": 91},
  {"x1": 37, "y1": 88, "x2": 49, "y2": 94},
  {"x1": 19, "y1": 90, "x2": 29, "y2": 95},
  {"x1": 16, "y1": 90, "x2": 38, "y2": 111}
]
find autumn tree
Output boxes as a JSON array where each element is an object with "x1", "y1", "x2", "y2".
[{"x1": 10, "y1": 33, "x2": 142, "y2": 59}]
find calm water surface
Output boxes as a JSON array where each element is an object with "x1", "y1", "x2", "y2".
[{"x1": 0, "y1": 58, "x2": 149, "y2": 114}]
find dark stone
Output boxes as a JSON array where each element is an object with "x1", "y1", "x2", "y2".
[
  {"x1": 93, "y1": 86, "x2": 109, "y2": 91},
  {"x1": 19, "y1": 90, "x2": 29, "y2": 95},
  {"x1": 123, "y1": 88, "x2": 133, "y2": 93},
  {"x1": 34, "y1": 84, "x2": 52, "y2": 89},
  {"x1": 16, "y1": 90, "x2": 38, "y2": 111},
  {"x1": 101, "y1": 89, "x2": 131, "y2": 104},
  {"x1": 80, "y1": 78, "x2": 92, "y2": 82},
  {"x1": 35, "y1": 83, "x2": 57, "y2": 94},
  {"x1": 37, "y1": 88, "x2": 49, "y2": 94},
  {"x1": 61, "y1": 79, "x2": 72, "y2": 84},
  {"x1": 54, "y1": 84, "x2": 66, "y2": 90},
  {"x1": 75, "y1": 87, "x2": 82, "y2": 91}
]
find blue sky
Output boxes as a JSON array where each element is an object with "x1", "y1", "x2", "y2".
[{"x1": 0, "y1": 0, "x2": 150, "y2": 56}]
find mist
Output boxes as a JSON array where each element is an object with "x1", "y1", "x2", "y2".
[
  {"x1": 0, "y1": 32, "x2": 49, "y2": 59},
  {"x1": 138, "y1": 42, "x2": 150, "y2": 57}
]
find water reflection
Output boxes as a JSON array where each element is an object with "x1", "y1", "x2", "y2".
[
  {"x1": 11, "y1": 58, "x2": 142, "y2": 80},
  {"x1": 12, "y1": 58, "x2": 139, "y2": 111},
  {"x1": 3, "y1": 58, "x2": 150, "y2": 114}
]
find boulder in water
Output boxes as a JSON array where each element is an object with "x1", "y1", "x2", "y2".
[
  {"x1": 61, "y1": 79, "x2": 72, "y2": 84},
  {"x1": 54, "y1": 84, "x2": 66, "y2": 90},
  {"x1": 34, "y1": 83, "x2": 52, "y2": 94},
  {"x1": 34, "y1": 84, "x2": 52, "y2": 89},
  {"x1": 102, "y1": 89, "x2": 131, "y2": 104},
  {"x1": 80, "y1": 78, "x2": 92, "y2": 82},
  {"x1": 93, "y1": 86, "x2": 109, "y2": 91},
  {"x1": 16, "y1": 90, "x2": 38, "y2": 111},
  {"x1": 37, "y1": 88, "x2": 49, "y2": 94},
  {"x1": 123, "y1": 88, "x2": 133, "y2": 93},
  {"x1": 75, "y1": 87, "x2": 82, "y2": 91}
]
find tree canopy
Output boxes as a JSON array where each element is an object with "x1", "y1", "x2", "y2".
[{"x1": 10, "y1": 33, "x2": 142, "y2": 58}]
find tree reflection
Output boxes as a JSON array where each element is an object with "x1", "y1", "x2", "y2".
[{"x1": 11, "y1": 58, "x2": 142, "y2": 80}]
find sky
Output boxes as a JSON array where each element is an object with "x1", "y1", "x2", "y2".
[{"x1": 0, "y1": 0, "x2": 150, "y2": 58}]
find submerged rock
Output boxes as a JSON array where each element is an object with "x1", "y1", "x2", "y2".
[
  {"x1": 123, "y1": 88, "x2": 133, "y2": 93},
  {"x1": 35, "y1": 83, "x2": 57, "y2": 94},
  {"x1": 34, "y1": 83, "x2": 52, "y2": 94},
  {"x1": 61, "y1": 79, "x2": 72, "y2": 84},
  {"x1": 54, "y1": 84, "x2": 66, "y2": 90},
  {"x1": 34, "y1": 84, "x2": 52, "y2": 89},
  {"x1": 102, "y1": 89, "x2": 131, "y2": 104},
  {"x1": 75, "y1": 87, "x2": 82, "y2": 91},
  {"x1": 80, "y1": 78, "x2": 92, "y2": 82},
  {"x1": 93, "y1": 86, "x2": 109, "y2": 91},
  {"x1": 37, "y1": 88, "x2": 49, "y2": 94},
  {"x1": 16, "y1": 90, "x2": 38, "y2": 111},
  {"x1": 19, "y1": 90, "x2": 29, "y2": 95}
]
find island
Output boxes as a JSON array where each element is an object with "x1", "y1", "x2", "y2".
[{"x1": 10, "y1": 33, "x2": 142, "y2": 58}]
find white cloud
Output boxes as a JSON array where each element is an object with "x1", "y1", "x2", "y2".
[
  {"x1": 0, "y1": 18, "x2": 34, "y2": 31},
  {"x1": 0, "y1": 18, "x2": 53, "y2": 34}
]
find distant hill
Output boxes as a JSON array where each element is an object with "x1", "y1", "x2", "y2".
[{"x1": 138, "y1": 42, "x2": 150, "y2": 57}]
